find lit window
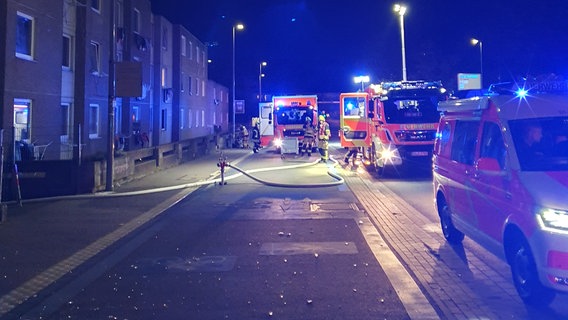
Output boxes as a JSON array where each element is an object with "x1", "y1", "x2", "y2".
[
  {"x1": 180, "y1": 108, "x2": 185, "y2": 129},
  {"x1": 161, "y1": 67, "x2": 166, "y2": 87},
  {"x1": 16, "y1": 12, "x2": 34, "y2": 60}
]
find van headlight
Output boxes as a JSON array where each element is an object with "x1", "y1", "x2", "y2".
[
  {"x1": 537, "y1": 207, "x2": 568, "y2": 233},
  {"x1": 274, "y1": 138, "x2": 283, "y2": 148},
  {"x1": 379, "y1": 147, "x2": 400, "y2": 161}
]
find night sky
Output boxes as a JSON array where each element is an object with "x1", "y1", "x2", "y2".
[{"x1": 150, "y1": 0, "x2": 568, "y2": 98}]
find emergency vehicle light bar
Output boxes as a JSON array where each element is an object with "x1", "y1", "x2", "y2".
[
  {"x1": 489, "y1": 80, "x2": 568, "y2": 95},
  {"x1": 380, "y1": 80, "x2": 444, "y2": 91}
]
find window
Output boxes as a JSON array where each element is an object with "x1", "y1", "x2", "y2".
[
  {"x1": 196, "y1": 47, "x2": 200, "y2": 63},
  {"x1": 188, "y1": 76, "x2": 192, "y2": 95},
  {"x1": 16, "y1": 12, "x2": 34, "y2": 60},
  {"x1": 91, "y1": 0, "x2": 101, "y2": 12},
  {"x1": 114, "y1": 104, "x2": 121, "y2": 134},
  {"x1": 189, "y1": 41, "x2": 193, "y2": 60},
  {"x1": 480, "y1": 122, "x2": 506, "y2": 169},
  {"x1": 161, "y1": 67, "x2": 167, "y2": 87},
  {"x1": 62, "y1": 35, "x2": 72, "y2": 68},
  {"x1": 133, "y1": 9, "x2": 141, "y2": 33},
  {"x1": 201, "y1": 110, "x2": 205, "y2": 127},
  {"x1": 450, "y1": 120, "x2": 480, "y2": 165},
  {"x1": 180, "y1": 108, "x2": 185, "y2": 129},
  {"x1": 89, "y1": 41, "x2": 100, "y2": 74},
  {"x1": 132, "y1": 106, "x2": 140, "y2": 122},
  {"x1": 14, "y1": 99, "x2": 31, "y2": 141},
  {"x1": 188, "y1": 110, "x2": 193, "y2": 128},
  {"x1": 61, "y1": 104, "x2": 70, "y2": 136},
  {"x1": 161, "y1": 109, "x2": 167, "y2": 130},
  {"x1": 89, "y1": 104, "x2": 100, "y2": 138},
  {"x1": 162, "y1": 26, "x2": 168, "y2": 49},
  {"x1": 195, "y1": 110, "x2": 200, "y2": 127},
  {"x1": 201, "y1": 80, "x2": 205, "y2": 96},
  {"x1": 180, "y1": 73, "x2": 184, "y2": 92},
  {"x1": 181, "y1": 35, "x2": 187, "y2": 56}
]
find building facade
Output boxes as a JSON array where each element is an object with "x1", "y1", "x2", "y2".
[{"x1": 0, "y1": 0, "x2": 229, "y2": 196}]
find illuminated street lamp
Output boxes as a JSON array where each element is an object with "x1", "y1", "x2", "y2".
[
  {"x1": 471, "y1": 38, "x2": 483, "y2": 87},
  {"x1": 393, "y1": 4, "x2": 407, "y2": 81},
  {"x1": 259, "y1": 61, "x2": 267, "y2": 101},
  {"x1": 353, "y1": 75, "x2": 370, "y2": 92},
  {"x1": 232, "y1": 23, "x2": 244, "y2": 138}
]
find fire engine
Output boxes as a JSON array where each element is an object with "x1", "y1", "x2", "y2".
[
  {"x1": 258, "y1": 95, "x2": 318, "y2": 154},
  {"x1": 339, "y1": 81, "x2": 448, "y2": 175}
]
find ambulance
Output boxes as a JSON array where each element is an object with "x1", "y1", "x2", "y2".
[{"x1": 433, "y1": 80, "x2": 568, "y2": 305}]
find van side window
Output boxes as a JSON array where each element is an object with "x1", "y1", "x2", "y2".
[
  {"x1": 479, "y1": 122, "x2": 506, "y2": 169},
  {"x1": 450, "y1": 120, "x2": 480, "y2": 165},
  {"x1": 436, "y1": 121, "x2": 452, "y2": 157}
]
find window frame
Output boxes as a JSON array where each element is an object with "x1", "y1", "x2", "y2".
[
  {"x1": 89, "y1": 104, "x2": 100, "y2": 139},
  {"x1": 16, "y1": 11, "x2": 35, "y2": 60}
]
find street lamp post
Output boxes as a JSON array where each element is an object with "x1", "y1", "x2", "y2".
[
  {"x1": 259, "y1": 61, "x2": 267, "y2": 101},
  {"x1": 232, "y1": 23, "x2": 244, "y2": 140},
  {"x1": 353, "y1": 75, "x2": 370, "y2": 92},
  {"x1": 393, "y1": 4, "x2": 407, "y2": 81},
  {"x1": 471, "y1": 38, "x2": 483, "y2": 87}
]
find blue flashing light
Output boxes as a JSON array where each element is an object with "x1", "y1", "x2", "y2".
[
  {"x1": 346, "y1": 102, "x2": 354, "y2": 110},
  {"x1": 516, "y1": 88, "x2": 529, "y2": 98}
]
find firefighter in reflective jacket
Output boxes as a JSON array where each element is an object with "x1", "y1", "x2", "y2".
[
  {"x1": 317, "y1": 115, "x2": 331, "y2": 163},
  {"x1": 301, "y1": 117, "x2": 315, "y2": 156}
]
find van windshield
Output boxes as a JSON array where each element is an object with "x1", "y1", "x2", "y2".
[
  {"x1": 383, "y1": 96, "x2": 440, "y2": 124},
  {"x1": 509, "y1": 117, "x2": 568, "y2": 171},
  {"x1": 275, "y1": 107, "x2": 315, "y2": 125}
]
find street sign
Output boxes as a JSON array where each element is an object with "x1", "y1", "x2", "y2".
[{"x1": 235, "y1": 100, "x2": 245, "y2": 114}]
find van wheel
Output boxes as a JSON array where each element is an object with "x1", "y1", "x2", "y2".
[
  {"x1": 437, "y1": 198, "x2": 464, "y2": 244},
  {"x1": 509, "y1": 236, "x2": 556, "y2": 306}
]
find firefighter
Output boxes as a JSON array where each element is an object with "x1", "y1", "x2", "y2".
[
  {"x1": 301, "y1": 117, "x2": 315, "y2": 156},
  {"x1": 240, "y1": 125, "x2": 249, "y2": 148},
  {"x1": 251, "y1": 122, "x2": 261, "y2": 153},
  {"x1": 344, "y1": 147, "x2": 359, "y2": 164},
  {"x1": 317, "y1": 114, "x2": 331, "y2": 163}
]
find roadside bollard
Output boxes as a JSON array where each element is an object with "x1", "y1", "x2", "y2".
[{"x1": 217, "y1": 153, "x2": 228, "y2": 185}]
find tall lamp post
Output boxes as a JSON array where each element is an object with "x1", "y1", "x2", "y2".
[
  {"x1": 471, "y1": 38, "x2": 483, "y2": 87},
  {"x1": 353, "y1": 75, "x2": 370, "y2": 92},
  {"x1": 232, "y1": 23, "x2": 244, "y2": 139},
  {"x1": 393, "y1": 4, "x2": 407, "y2": 81},
  {"x1": 259, "y1": 61, "x2": 267, "y2": 101}
]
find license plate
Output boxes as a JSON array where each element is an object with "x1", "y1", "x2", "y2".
[{"x1": 411, "y1": 151, "x2": 429, "y2": 156}]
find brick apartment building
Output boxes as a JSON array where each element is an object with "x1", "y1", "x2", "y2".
[{"x1": 0, "y1": 0, "x2": 229, "y2": 198}]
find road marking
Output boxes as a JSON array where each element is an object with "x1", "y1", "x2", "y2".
[
  {"x1": 259, "y1": 241, "x2": 358, "y2": 255},
  {"x1": 0, "y1": 187, "x2": 193, "y2": 317},
  {"x1": 357, "y1": 217, "x2": 440, "y2": 320}
]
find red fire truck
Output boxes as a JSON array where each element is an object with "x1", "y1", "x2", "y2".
[
  {"x1": 258, "y1": 95, "x2": 318, "y2": 154},
  {"x1": 339, "y1": 81, "x2": 448, "y2": 174}
]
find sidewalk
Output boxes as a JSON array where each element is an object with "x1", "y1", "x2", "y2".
[{"x1": 0, "y1": 148, "x2": 253, "y2": 317}]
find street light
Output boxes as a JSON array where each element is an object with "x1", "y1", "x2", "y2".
[
  {"x1": 259, "y1": 61, "x2": 267, "y2": 101},
  {"x1": 471, "y1": 38, "x2": 483, "y2": 87},
  {"x1": 353, "y1": 75, "x2": 370, "y2": 92},
  {"x1": 232, "y1": 23, "x2": 244, "y2": 139},
  {"x1": 393, "y1": 4, "x2": 407, "y2": 81}
]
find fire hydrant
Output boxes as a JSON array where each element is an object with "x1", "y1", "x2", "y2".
[{"x1": 217, "y1": 153, "x2": 228, "y2": 185}]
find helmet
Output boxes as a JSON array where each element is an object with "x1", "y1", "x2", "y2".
[{"x1": 318, "y1": 115, "x2": 325, "y2": 121}]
